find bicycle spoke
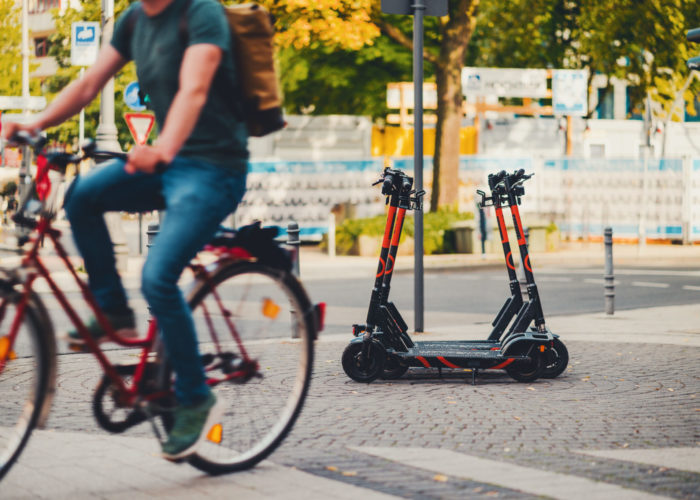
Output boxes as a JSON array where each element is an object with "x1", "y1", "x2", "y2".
[{"x1": 186, "y1": 261, "x2": 314, "y2": 473}]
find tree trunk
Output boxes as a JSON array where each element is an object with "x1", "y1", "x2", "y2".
[
  {"x1": 430, "y1": 0, "x2": 478, "y2": 212},
  {"x1": 431, "y1": 56, "x2": 463, "y2": 211}
]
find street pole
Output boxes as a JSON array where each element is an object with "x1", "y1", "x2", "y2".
[
  {"x1": 97, "y1": 0, "x2": 128, "y2": 271},
  {"x1": 96, "y1": 0, "x2": 121, "y2": 152},
  {"x1": 412, "y1": 0, "x2": 425, "y2": 333},
  {"x1": 79, "y1": 68, "x2": 85, "y2": 147},
  {"x1": 19, "y1": 0, "x2": 31, "y2": 201},
  {"x1": 381, "y1": 0, "x2": 445, "y2": 334}
]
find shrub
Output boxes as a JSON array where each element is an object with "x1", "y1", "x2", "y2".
[{"x1": 330, "y1": 208, "x2": 473, "y2": 255}]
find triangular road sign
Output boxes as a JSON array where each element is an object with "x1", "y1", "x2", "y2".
[{"x1": 124, "y1": 112, "x2": 155, "y2": 146}]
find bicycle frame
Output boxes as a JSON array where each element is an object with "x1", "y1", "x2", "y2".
[{"x1": 0, "y1": 211, "x2": 259, "y2": 408}]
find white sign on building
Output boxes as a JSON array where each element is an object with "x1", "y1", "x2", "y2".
[
  {"x1": 552, "y1": 69, "x2": 588, "y2": 116},
  {"x1": 71, "y1": 22, "x2": 100, "y2": 67},
  {"x1": 462, "y1": 68, "x2": 548, "y2": 98}
]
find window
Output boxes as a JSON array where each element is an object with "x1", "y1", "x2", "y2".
[
  {"x1": 29, "y1": 0, "x2": 60, "y2": 14},
  {"x1": 34, "y1": 37, "x2": 50, "y2": 57}
]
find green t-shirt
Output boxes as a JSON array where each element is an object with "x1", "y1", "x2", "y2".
[{"x1": 112, "y1": 0, "x2": 248, "y2": 172}]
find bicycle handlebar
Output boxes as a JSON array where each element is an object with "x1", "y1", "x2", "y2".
[
  {"x1": 688, "y1": 28, "x2": 700, "y2": 44},
  {"x1": 10, "y1": 132, "x2": 132, "y2": 172}
]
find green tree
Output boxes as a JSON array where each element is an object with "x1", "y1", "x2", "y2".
[
  {"x1": 469, "y1": 0, "x2": 700, "y2": 119},
  {"x1": 278, "y1": 36, "x2": 413, "y2": 118},
  {"x1": 263, "y1": 0, "x2": 480, "y2": 211},
  {"x1": 0, "y1": 0, "x2": 40, "y2": 106},
  {"x1": 0, "y1": 0, "x2": 23, "y2": 97}
]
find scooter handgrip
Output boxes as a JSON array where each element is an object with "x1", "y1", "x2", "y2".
[{"x1": 382, "y1": 173, "x2": 394, "y2": 195}]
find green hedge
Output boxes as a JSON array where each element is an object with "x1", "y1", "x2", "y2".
[{"x1": 328, "y1": 208, "x2": 474, "y2": 255}]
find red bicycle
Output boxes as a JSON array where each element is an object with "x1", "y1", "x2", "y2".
[{"x1": 0, "y1": 132, "x2": 323, "y2": 480}]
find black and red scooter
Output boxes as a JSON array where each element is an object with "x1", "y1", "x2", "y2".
[{"x1": 341, "y1": 168, "x2": 568, "y2": 384}]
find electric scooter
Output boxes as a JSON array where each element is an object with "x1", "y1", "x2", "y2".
[{"x1": 341, "y1": 168, "x2": 566, "y2": 384}]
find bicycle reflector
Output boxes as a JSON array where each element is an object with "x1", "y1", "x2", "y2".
[
  {"x1": 0, "y1": 336, "x2": 16, "y2": 361},
  {"x1": 206, "y1": 423, "x2": 223, "y2": 444},
  {"x1": 262, "y1": 297, "x2": 281, "y2": 319},
  {"x1": 35, "y1": 154, "x2": 51, "y2": 201}
]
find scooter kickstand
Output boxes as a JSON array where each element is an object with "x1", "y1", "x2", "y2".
[{"x1": 471, "y1": 369, "x2": 478, "y2": 386}]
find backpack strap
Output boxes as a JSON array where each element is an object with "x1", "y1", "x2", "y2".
[{"x1": 176, "y1": 0, "x2": 244, "y2": 122}]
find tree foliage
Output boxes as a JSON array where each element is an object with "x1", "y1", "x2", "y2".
[
  {"x1": 469, "y1": 0, "x2": 700, "y2": 118},
  {"x1": 252, "y1": 0, "x2": 380, "y2": 51},
  {"x1": 0, "y1": 0, "x2": 40, "y2": 105},
  {"x1": 0, "y1": 0, "x2": 23, "y2": 97}
]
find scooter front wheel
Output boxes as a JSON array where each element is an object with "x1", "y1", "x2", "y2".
[{"x1": 342, "y1": 340, "x2": 386, "y2": 383}]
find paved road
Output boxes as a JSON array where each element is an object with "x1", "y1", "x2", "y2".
[{"x1": 305, "y1": 266, "x2": 700, "y2": 317}]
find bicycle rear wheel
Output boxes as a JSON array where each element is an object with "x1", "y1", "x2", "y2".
[
  {"x1": 0, "y1": 291, "x2": 56, "y2": 481},
  {"x1": 186, "y1": 260, "x2": 315, "y2": 474}
]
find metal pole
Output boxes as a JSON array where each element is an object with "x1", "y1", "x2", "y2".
[
  {"x1": 96, "y1": 0, "x2": 121, "y2": 152},
  {"x1": 146, "y1": 222, "x2": 159, "y2": 248},
  {"x1": 604, "y1": 227, "x2": 614, "y2": 315},
  {"x1": 328, "y1": 212, "x2": 336, "y2": 258},
  {"x1": 287, "y1": 221, "x2": 300, "y2": 277},
  {"x1": 287, "y1": 221, "x2": 300, "y2": 338},
  {"x1": 18, "y1": 0, "x2": 31, "y2": 205},
  {"x1": 79, "y1": 67, "x2": 86, "y2": 147},
  {"x1": 413, "y1": 0, "x2": 425, "y2": 333}
]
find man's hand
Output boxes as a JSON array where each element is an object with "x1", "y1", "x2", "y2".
[
  {"x1": 124, "y1": 145, "x2": 172, "y2": 174},
  {"x1": 1, "y1": 121, "x2": 39, "y2": 143}
]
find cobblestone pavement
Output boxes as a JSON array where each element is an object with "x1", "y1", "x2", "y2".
[{"x1": 4, "y1": 334, "x2": 698, "y2": 499}]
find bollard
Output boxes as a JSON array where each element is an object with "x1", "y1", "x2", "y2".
[
  {"x1": 604, "y1": 227, "x2": 615, "y2": 315},
  {"x1": 138, "y1": 214, "x2": 143, "y2": 255},
  {"x1": 328, "y1": 212, "x2": 336, "y2": 258},
  {"x1": 287, "y1": 221, "x2": 300, "y2": 277},
  {"x1": 287, "y1": 221, "x2": 300, "y2": 338},
  {"x1": 147, "y1": 222, "x2": 159, "y2": 249}
]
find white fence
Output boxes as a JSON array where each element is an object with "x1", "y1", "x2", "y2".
[{"x1": 237, "y1": 155, "x2": 700, "y2": 243}]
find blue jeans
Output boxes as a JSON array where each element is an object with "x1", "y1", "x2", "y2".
[{"x1": 64, "y1": 156, "x2": 247, "y2": 406}]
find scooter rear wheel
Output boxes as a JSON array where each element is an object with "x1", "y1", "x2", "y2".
[
  {"x1": 541, "y1": 338, "x2": 568, "y2": 378},
  {"x1": 505, "y1": 350, "x2": 544, "y2": 382},
  {"x1": 342, "y1": 340, "x2": 386, "y2": 383}
]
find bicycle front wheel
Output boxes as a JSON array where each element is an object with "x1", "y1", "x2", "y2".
[
  {"x1": 186, "y1": 260, "x2": 315, "y2": 474},
  {"x1": 0, "y1": 292, "x2": 56, "y2": 481}
]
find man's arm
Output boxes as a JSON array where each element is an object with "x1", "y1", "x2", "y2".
[
  {"x1": 1, "y1": 45, "x2": 127, "y2": 139},
  {"x1": 124, "y1": 43, "x2": 222, "y2": 174}
]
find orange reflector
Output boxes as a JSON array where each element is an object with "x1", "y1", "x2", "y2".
[
  {"x1": 539, "y1": 345, "x2": 546, "y2": 352},
  {"x1": 207, "y1": 423, "x2": 223, "y2": 444},
  {"x1": 0, "y1": 336, "x2": 12, "y2": 360},
  {"x1": 262, "y1": 298, "x2": 281, "y2": 319}
]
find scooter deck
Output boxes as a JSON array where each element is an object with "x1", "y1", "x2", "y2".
[{"x1": 392, "y1": 341, "x2": 526, "y2": 370}]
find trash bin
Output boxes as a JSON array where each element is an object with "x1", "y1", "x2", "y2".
[{"x1": 452, "y1": 220, "x2": 477, "y2": 253}]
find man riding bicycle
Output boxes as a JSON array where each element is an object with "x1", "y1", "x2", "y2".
[{"x1": 1, "y1": 0, "x2": 247, "y2": 461}]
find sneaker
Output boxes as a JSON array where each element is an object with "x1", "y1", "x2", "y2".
[
  {"x1": 161, "y1": 391, "x2": 224, "y2": 461},
  {"x1": 66, "y1": 309, "x2": 137, "y2": 351}
]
